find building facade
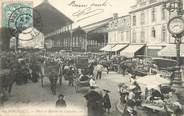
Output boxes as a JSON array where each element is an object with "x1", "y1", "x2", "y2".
[
  {"x1": 108, "y1": 13, "x2": 131, "y2": 44},
  {"x1": 45, "y1": 18, "x2": 110, "y2": 52},
  {"x1": 129, "y1": 0, "x2": 172, "y2": 57},
  {"x1": 128, "y1": 0, "x2": 184, "y2": 58},
  {"x1": 101, "y1": 13, "x2": 130, "y2": 54},
  {"x1": 72, "y1": 18, "x2": 110, "y2": 52},
  {"x1": 34, "y1": 1, "x2": 73, "y2": 51},
  {"x1": 45, "y1": 24, "x2": 73, "y2": 50}
]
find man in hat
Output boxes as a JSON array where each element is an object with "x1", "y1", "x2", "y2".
[
  {"x1": 56, "y1": 94, "x2": 66, "y2": 108},
  {"x1": 103, "y1": 89, "x2": 111, "y2": 114},
  {"x1": 68, "y1": 67, "x2": 75, "y2": 86},
  {"x1": 84, "y1": 87, "x2": 104, "y2": 116},
  {"x1": 129, "y1": 73, "x2": 137, "y2": 85},
  {"x1": 95, "y1": 63, "x2": 103, "y2": 80}
]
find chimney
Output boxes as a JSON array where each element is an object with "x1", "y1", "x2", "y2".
[{"x1": 113, "y1": 13, "x2": 118, "y2": 20}]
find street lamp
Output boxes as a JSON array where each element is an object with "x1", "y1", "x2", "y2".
[{"x1": 163, "y1": 0, "x2": 184, "y2": 90}]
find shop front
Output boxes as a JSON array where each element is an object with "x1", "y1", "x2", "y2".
[
  {"x1": 100, "y1": 44, "x2": 116, "y2": 52},
  {"x1": 158, "y1": 44, "x2": 184, "y2": 57},
  {"x1": 120, "y1": 44, "x2": 146, "y2": 58},
  {"x1": 111, "y1": 44, "x2": 128, "y2": 55},
  {"x1": 146, "y1": 45, "x2": 165, "y2": 57}
]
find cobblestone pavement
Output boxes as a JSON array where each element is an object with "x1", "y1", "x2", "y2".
[
  {"x1": 1, "y1": 71, "x2": 178, "y2": 116},
  {"x1": 1, "y1": 72, "x2": 127, "y2": 116}
]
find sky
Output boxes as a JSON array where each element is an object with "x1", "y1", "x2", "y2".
[
  {"x1": 42, "y1": 0, "x2": 136, "y2": 26},
  {"x1": 0, "y1": 0, "x2": 136, "y2": 27}
]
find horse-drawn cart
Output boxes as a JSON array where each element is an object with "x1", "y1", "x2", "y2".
[
  {"x1": 74, "y1": 56, "x2": 90, "y2": 93},
  {"x1": 74, "y1": 77, "x2": 90, "y2": 93},
  {"x1": 44, "y1": 61, "x2": 60, "y2": 95}
]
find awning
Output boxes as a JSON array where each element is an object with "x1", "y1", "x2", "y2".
[
  {"x1": 158, "y1": 44, "x2": 184, "y2": 57},
  {"x1": 120, "y1": 45, "x2": 144, "y2": 58},
  {"x1": 147, "y1": 46, "x2": 163, "y2": 49},
  {"x1": 111, "y1": 44, "x2": 128, "y2": 52},
  {"x1": 147, "y1": 45, "x2": 164, "y2": 57},
  {"x1": 100, "y1": 44, "x2": 116, "y2": 51}
]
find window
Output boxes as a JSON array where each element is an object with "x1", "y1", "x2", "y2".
[
  {"x1": 114, "y1": 32, "x2": 117, "y2": 42},
  {"x1": 121, "y1": 32, "x2": 124, "y2": 42},
  {"x1": 114, "y1": 23, "x2": 118, "y2": 28},
  {"x1": 140, "y1": 12, "x2": 145, "y2": 25},
  {"x1": 133, "y1": 15, "x2": 136, "y2": 26},
  {"x1": 76, "y1": 37, "x2": 79, "y2": 47},
  {"x1": 132, "y1": 30, "x2": 137, "y2": 43},
  {"x1": 161, "y1": 7, "x2": 166, "y2": 20},
  {"x1": 73, "y1": 37, "x2": 75, "y2": 47},
  {"x1": 53, "y1": 40, "x2": 56, "y2": 47},
  {"x1": 57, "y1": 39, "x2": 60, "y2": 47},
  {"x1": 63, "y1": 39, "x2": 66, "y2": 47},
  {"x1": 126, "y1": 31, "x2": 129, "y2": 42},
  {"x1": 152, "y1": 27, "x2": 156, "y2": 38},
  {"x1": 141, "y1": 30, "x2": 145, "y2": 43},
  {"x1": 161, "y1": 26, "x2": 166, "y2": 42},
  {"x1": 151, "y1": 8, "x2": 156, "y2": 22},
  {"x1": 66, "y1": 38, "x2": 68, "y2": 47}
]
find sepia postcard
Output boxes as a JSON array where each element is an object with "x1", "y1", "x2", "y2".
[{"x1": 0, "y1": 0, "x2": 184, "y2": 116}]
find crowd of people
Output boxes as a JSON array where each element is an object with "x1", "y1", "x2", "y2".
[
  {"x1": 0, "y1": 51, "x2": 46, "y2": 106},
  {"x1": 0, "y1": 50, "x2": 111, "y2": 107},
  {"x1": 1, "y1": 50, "x2": 183, "y2": 116},
  {"x1": 118, "y1": 73, "x2": 183, "y2": 116},
  {"x1": 40, "y1": 51, "x2": 113, "y2": 116}
]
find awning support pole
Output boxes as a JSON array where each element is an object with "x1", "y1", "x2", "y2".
[{"x1": 85, "y1": 32, "x2": 88, "y2": 52}]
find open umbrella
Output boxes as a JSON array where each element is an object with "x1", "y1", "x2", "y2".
[{"x1": 137, "y1": 74, "x2": 170, "y2": 91}]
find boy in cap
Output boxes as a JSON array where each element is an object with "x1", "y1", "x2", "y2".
[{"x1": 56, "y1": 94, "x2": 66, "y2": 108}]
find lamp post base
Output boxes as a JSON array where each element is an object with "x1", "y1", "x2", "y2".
[
  {"x1": 171, "y1": 71, "x2": 184, "y2": 105},
  {"x1": 171, "y1": 70, "x2": 184, "y2": 94},
  {"x1": 171, "y1": 70, "x2": 183, "y2": 89}
]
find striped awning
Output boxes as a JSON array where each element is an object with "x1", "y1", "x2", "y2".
[
  {"x1": 120, "y1": 45, "x2": 144, "y2": 58},
  {"x1": 100, "y1": 44, "x2": 116, "y2": 51},
  {"x1": 158, "y1": 44, "x2": 184, "y2": 57},
  {"x1": 111, "y1": 44, "x2": 128, "y2": 52}
]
